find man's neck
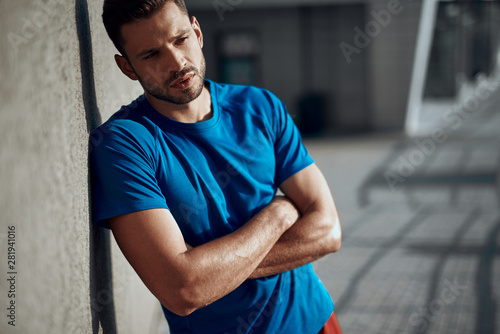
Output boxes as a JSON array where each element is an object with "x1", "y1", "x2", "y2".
[{"x1": 145, "y1": 84, "x2": 212, "y2": 124}]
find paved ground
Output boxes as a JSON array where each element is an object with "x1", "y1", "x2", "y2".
[{"x1": 310, "y1": 78, "x2": 500, "y2": 334}]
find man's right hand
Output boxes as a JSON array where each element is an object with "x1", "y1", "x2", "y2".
[{"x1": 266, "y1": 195, "x2": 301, "y2": 230}]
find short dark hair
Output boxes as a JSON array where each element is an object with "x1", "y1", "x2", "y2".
[{"x1": 102, "y1": 0, "x2": 189, "y2": 55}]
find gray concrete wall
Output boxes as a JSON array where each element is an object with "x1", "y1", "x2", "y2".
[
  {"x1": 309, "y1": 5, "x2": 370, "y2": 132},
  {"x1": 0, "y1": 1, "x2": 160, "y2": 333},
  {"x1": 367, "y1": 0, "x2": 421, "y2": 130}
]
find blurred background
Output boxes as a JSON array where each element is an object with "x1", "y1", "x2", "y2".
[{"x1": 0, "y1": 0, "x2": 499, "y2": 333}]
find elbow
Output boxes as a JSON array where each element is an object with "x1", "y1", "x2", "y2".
[
  {"x1": 160, "y1": 294, "x2": 199, "y2": 317},
  {"x1": 164, "y1": 299, "x2": 198, "y2": 317},
  {"x1": 325, "y1": 215, "x2": 342, "y2": 253},
  {"x1": 326, "y1": 232, "x2": 341, "y2": 254},
  {"x1": 164, "y1": 306, "x2": 195, "y2": 317},
  {"x1": 159, "y1": 282, "x2": 206, "y2": 317},
  {"x1": 330, "y1": 234, "x2": 341, "y2": 253}
]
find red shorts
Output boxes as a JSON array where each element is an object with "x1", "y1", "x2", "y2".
[{"x1": 318, "y1": 312, "x2": 342, "y2": 334}]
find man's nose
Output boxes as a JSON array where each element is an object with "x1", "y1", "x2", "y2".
[{"x1": 166, "y1": 49, "x2": 187, "y2": 73}]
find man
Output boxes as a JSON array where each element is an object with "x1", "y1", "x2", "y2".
[{"x1": 91, "y1": 0, "x2": 342, "y2": 333}]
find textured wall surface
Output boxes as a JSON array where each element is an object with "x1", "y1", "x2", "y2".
[
  {"x1": 0, "y1": 1, "x2": 160, "y2": 333},
  {"x1": 0, "y1": 1, "x2": 92, "y2": 333}
]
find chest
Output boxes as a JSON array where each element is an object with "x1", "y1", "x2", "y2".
[{"x1": 153, "y1": 122, "x2": 277, "y2": 245}]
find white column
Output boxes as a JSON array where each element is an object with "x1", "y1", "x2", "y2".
[{"x1": 405, "y1": 0, "x2": 439, "y2": 135}]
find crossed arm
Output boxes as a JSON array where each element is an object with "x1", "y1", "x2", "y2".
[{"x1": 109, "y1": 163, "x2": 341, "y2": 316}]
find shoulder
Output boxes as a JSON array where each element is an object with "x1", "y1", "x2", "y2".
[
  {"x1": 90, "y1": 95, "x2": 158, "y2": 155},
  {"x1": 211, "y1": 80, "x2": 283, "y2": 110}
]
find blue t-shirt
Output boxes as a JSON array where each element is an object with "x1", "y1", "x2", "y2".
[{"x1": 90, "y1": 80, "x2": 334, "y2": 333}]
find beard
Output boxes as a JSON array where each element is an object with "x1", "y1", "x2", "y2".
[{"x1": 138, "y1": 54, "x2": 206, "y2": 105}]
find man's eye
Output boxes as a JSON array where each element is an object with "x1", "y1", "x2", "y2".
[
  {"x1": 177, "y1": 37, "x2": 188, "y2": 45},
  {"x1": 144, "y1": 51, "x2": 158, "y2": 59}
]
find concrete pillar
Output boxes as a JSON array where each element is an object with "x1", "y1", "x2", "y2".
[{"x1": 0, "y1": 1, "x2": 161, "y2": 333}]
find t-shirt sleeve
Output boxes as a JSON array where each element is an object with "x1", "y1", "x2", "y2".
[
  {"x1": 90, "y1": 121, "x2": 168, "y2": 229},
  {"x1": 273, "y1": 97, "x2": 315, "y2": 186}
]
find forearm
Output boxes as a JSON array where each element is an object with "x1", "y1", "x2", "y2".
[
  {"x1": 173, "y1": 197, "x2": 298, "y2": 313},
  {"x1": 249, "y1": 208, "x2": 341, "y2": 279},
  {"x1": 246, "y1": 164, "x2": 342, "y2": 279}
]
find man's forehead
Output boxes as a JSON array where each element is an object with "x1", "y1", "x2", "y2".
[{"x1": 120, "y1": 3, "x2": 191, "y2": 50}]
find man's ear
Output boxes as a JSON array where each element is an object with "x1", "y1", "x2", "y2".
[
  {"x1": 115, "y1": 54, "x2": 138, "y2": 81},
  {"x1": 191, "y1": 16, "x2": 203, "y2": 49}
]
